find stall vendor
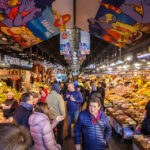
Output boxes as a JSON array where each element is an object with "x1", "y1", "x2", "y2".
[{"x1": 1, "y1": 92, "x2": 18, "y2": 119}]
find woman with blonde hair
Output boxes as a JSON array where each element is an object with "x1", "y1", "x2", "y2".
[{"x1": 29, "y1": 102, "x2": 64, "y2": 150}]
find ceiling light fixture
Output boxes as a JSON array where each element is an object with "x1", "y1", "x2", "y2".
[
  {"x1": 134, "y1": 63, "x2": 141, "y2": 67},
  {"x1": 126, "y1": 56, "x2": 132, "y2": 61}
]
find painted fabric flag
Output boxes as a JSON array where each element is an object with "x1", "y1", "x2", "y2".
[{"x1": 0, "y1": 0, "x2": 72, "y2": 48}]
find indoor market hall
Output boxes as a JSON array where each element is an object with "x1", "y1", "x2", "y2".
[{"x1": 0, "y1": 0, "x2": 149, "y2": 150}]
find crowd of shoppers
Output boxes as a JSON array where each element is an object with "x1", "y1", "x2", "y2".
[
  {"x1": 1, "y1": 78, "x2": 150, "y2": 150},
  {"x1": 0, "y1": 78, "x2": 112, "y2": 150}
]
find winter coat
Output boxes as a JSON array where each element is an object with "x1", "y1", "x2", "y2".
[
  {"x1": 141, "y1": 117, "x2": 150, "y2": 135},
  {"x1": 29, "y1": 112, "x2": 61, "y2": 150},
  {"x1": 74, "y1": 110, "x2": 112, "y2": 150},
  {"x1": 46, "y1": 90, "x2": 65, "y2": 119},
  {"x1": 64, "y1": 90, "x2": 83, "y2": 112},
  {"x1": 13, "y1": 102, "x2": 33, "y2": 129},
  {"x1": 40, "y1": 89, "x2": 48, "y2": 103}
]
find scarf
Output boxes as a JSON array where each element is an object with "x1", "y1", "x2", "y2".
[
  {"x1": 20, "y1": 102, "x2": 33, "y2": 111},
  {"x1": 91, "y1": 110, "x2": 100, "y2": 125}
]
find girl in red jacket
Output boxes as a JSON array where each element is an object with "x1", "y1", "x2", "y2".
[{"x1": 39, "y1": 89, "x2": 48, "y2": 103}]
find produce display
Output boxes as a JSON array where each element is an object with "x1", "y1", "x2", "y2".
[
  {"x1": 0, "y1": 112, "x2": 5, "y2": 123},
  {"x1": 0, "y1": 80, "x2": 22, "y2": 104},
  {"x1": 105, "y1": 90, "x2": 148, "y2": 124},
  {"x1": 32, "y1": 81, "x2": 51, "y2": 94},
  {"x1": 107, "y1": 108, "x2": 136, "y2": 126},
  {"x1": 133, "y1": 135, "x2": 150, "y2": 150},
  {"x1": 137, "y1": 81, "x2": 150, "y2": 96}
]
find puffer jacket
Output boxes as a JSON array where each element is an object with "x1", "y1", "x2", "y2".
[
  {"x1": 64, "y1": 90, "x2": 83, "y2": 112},
  {"x1": 29, "y1": 112, "x2": 61, "y2": 150},
  {"x1": 141, "y1": 117, "x2": 150, "y2": 135},
  {"x1": 74, "y1": 110, "x2": 112, "y2": 150}
]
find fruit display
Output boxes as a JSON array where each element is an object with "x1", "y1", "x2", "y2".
[
  {"x1": 32, "y1": 81, "x2": 51, "y2": 94},
  {"x1": 0, "y1": 112, "x2": 5, "y2": 123},
  {"x1": 0, "y1": 80, "x2": 22, "y2": 104},
  {"x1": 137, "y1": 88, "x2": 150, "y2": 96},
  {"x1": 137, "y1": 81, "x2": 150, "y2": 96}
]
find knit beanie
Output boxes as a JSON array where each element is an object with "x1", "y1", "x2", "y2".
[{"x1": 52, "y1": 83, "x2": 60, "y2": 93}]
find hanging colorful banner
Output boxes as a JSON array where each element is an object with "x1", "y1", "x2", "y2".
[
  {"x1": 60, "y1": 31, "x2": 70, "y2": 55},
  {"x1": 0, "y1": 0, "x2": 72, "y2": 48},
  {"x1": 80, "y1": 30, "x2": 90, "y2": 55},
  {"x1": 76, "y1": 0, "x2": 150, "y2": 48}
]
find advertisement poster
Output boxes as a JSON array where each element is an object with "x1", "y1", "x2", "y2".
[
  {"x1": 78, "y1": 30, "x2": 90, "y2": 65},
  {"x1": 0, "y1": 0, "x2": 72, "y2": 48},
  {"x1": 76, "y1": 0, "x2": 150, "y2": 48},
  {"x1": 80, "y1": 30, "x2": 90, "y2": 55},
  {"x1": 60, "y1": 31, "x2": 70, "y2": 55}
]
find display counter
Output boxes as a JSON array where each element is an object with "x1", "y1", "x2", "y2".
[
  {"x1": 133, "y1": 135, "x2": 150, "y2": 150},
  {"x1": 105, "y1": 91, "x2": 147, "y2": 125},
  {"x1": 107, "y1": 108, "x2": 136, "y2": 140},
  {"x1": 105, "y1": 86, "x2": 149, "y2": 142}
]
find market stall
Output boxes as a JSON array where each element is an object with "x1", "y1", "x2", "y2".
[
  {"x1": 104, "y1": 74, "x2": 150, "y2": 141},
  {"x1": 133, "y1": 135, "x2": 150, "y2": 150}
]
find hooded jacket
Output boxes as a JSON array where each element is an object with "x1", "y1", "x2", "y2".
[
  {"x1": 40, "y1": 89, "x2": 48, "y2": 103},
  {"x1": 29, "y1": 112, "x2": 61, "y2": 150},
  {"x1": 74, "y1": 110, "x2": 112, "y2": 150},
  {"x1": 65, "y1": 90, "x2": 83, "y2": 112}
]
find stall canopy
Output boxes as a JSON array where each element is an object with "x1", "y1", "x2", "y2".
[{"x1": 0, "y1": 0, "x2": 150, "y2": 67}]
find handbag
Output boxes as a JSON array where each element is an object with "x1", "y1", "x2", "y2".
[{"x1": 91, "y1": 114, "x2": 110, "y2": 149}]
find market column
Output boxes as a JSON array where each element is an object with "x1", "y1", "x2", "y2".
[{"x1": 25, "y1": 71, "x2": 31, "y2": 92}]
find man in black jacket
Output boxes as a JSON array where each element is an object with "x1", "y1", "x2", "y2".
[{"x1": 14, "y1": 93, "x2": 33, "y2": 129}]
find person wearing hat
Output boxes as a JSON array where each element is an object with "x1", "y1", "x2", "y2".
[
  {"x1": 46, "y1": 83, "x2": 65, "y2": 146},
  {"x1": 1, "y1": 92, "x2": 18, "y2": 119}
]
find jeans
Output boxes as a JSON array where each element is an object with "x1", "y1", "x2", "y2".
[
  {"x1": 67, "y1": 111, "x2": 79, "y2": 136},
  {"x1": 54, "y1": 120, "x2": 64, "y2": 146},
  {"x1": 30, "y1": 146, "x2": 34, "y2": 150}
]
